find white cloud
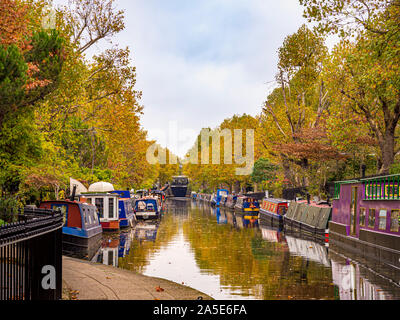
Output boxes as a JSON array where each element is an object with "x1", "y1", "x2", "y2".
[{"x1": 56, "y1": 0, "x2": 308, "y2": 157}]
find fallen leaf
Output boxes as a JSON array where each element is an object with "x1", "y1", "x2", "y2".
[{"x1": 156, "y1": 286, "x2": 164, "y2": 292}]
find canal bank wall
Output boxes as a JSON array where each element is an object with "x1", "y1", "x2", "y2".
[{"x1": 62, "y1": 256, "x2": 213, "y2": 300}]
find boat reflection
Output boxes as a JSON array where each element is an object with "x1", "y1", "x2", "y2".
[
  {"x1": 133, "y1": 222, "x2": 160, "y2": 243},
  {"x1": 260, "y1": 224, "x2": 285, "y2": 243},
  {"x1": 285, "y1": 234, "x2": 331, "y2": 268},
  {"x1": 92, "y1": 230, "x2": 135, "y2": 267},
  {"x1": 215, "y1": 208, "x2": 227, "y2": 225},
  {"x1": 235, "y1": 213, "x2": 259, "y2": 229},
  {"x1": 329, "y1": 249, "x2": 400, "y2": 300},
  {"x1": 164, "y1": 199, "x2": 190, "y2": 216}
]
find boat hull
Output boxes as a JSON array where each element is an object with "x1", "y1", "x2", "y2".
[
  {"x1": 101, "y1": 220, "x2": 120, "y2": 232},
  {"x1": 259, "y1": 209, "x2": 284, "y2": 227},
  {"x1": 62, "y1": 232, "x2": 102, "y2": 260},
  {"x1": 135, "y1": 212, "x2": 160, "y2": 220},
  {"x1": 329, "y1": 221, "x2": 400, "y2": 270}
]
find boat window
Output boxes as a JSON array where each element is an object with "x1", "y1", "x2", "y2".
[
  {"x1": 378, "y1": 209, "x2": 387, "y2": 230},
  {"x1": 83, "y1": 208, "x2": 88, "y2": 224},
  {"x1": 95, "y1": 198, "x2": 104, "y2": 218},
  {"x1": 368, "y1": 209, "x2": 376, "y2": 229},
  {"x1": 359, "y1": 208, "x2": 366, "y2": 227},
  {"x1": 390, "y1": 210, "x2": 399, "y2": 232},
  {"x1": 92, "y1": 209, "x2": 98, "y2": 222},
  {"x1": 109, "y1": 198, "x2": 115, "y2": 219}
]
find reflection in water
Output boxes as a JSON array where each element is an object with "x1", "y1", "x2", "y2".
[
  {"x1": 92, "y1": 230, "x2": 135, "y2": 267},
  {"x1": 98, "y1": 199, "x2": 400, "y2": 300},
  {"x1": 329, "y1": 250, "x2": 400, "y2": 300}
]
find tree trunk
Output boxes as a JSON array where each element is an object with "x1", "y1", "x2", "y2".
[{"x1": 379, "y1": 130, "x2": 395, "y2": 174}]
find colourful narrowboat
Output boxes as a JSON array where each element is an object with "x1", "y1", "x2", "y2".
[
  {"x1": 111, "y1": 190, "x2": 136, "y2": 228},
  {"x1": 259, "y1": 198, "x2": 290, "y2": 227},
  {"x1": 80, "y1": 182, "x2": 121, "y2": 231},
  {"x1": 40, "y1": 199, "x2": 103, "y2": 258},
  {"x1": 234, "y1": 197, "x2": 260, "y2": 214},
  {"x1": 330, "y1": 174, "x2": 400, "y2": 269},
  {"x1": 225, "y1": 195, "x2": 238, "y2": 210},
  {"x1": 150, "y1": 190, "x2": 166, "y2": 210},
  {"x1": 215, "y1": 189, "x2": 229, "y2": 207},
  {"x1": 220, "y1": 195, "x2": 228, "y2": 207},
  {"x1": 134, "y1": 197, "x2": 160, "y2": 220}
]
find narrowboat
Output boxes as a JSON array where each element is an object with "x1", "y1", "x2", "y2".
[
  {"x1": 215, "y1": 189, "x2": 229, "y2": 207},
  {"x1": 134, "y1": 197, "x2": 160, "y2": 220},
  {"x1": 330, "y1": 174, "x2": 400, "y2": 270},
  {"x1": 234, "y1": 196, "x2": 260, "y2": 214},
  {"x1": 135, "y1": 189, "x2": 149, "y2": 198},
  {"x1": 225, "y1": 194, "x2": 238, "y2": 210},
  {"x1": 39, "y1": 198, "x2": 103, "y2": 259},
  {"x1": 259, "y1": 198, "x2": 290, "y2": 227},
  {"x1": 284, "y1": 200, "x2": 331, "y2": 242},
  {"x1": 150, "y1": 190, "x2": 166, "y2": 210},
  {"x1": 111, "y1": 190, "x2": 136, "y2": 228},
  {"x1": 220, "y1": 195, "x2": 228, "y2": 207},
  {"x1": 170, "y1": 176, "x2": 191, "y2": 198},
  {"x1": 211, "y1": 194, "x2": 217, "y2": 207},
  {"x1": 80, "y1": 182, "x2": 120, "y2": 232}
]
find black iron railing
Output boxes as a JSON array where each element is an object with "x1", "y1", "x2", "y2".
[{"x1": 0, "y1": 208, "x2": 63, "y2": 300}]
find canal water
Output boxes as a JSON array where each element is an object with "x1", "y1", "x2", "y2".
[{"x1": 92, "y1": 200, "x2": 400, "y2": 300}]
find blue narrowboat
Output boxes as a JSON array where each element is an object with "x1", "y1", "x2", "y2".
[
  {"x1": 225, "y1": 194, "x2": 238, "y2": 210},
  {"x1": 111, "y1": 190, "x2": 136, "y2": 228},
  {"x1": 234, "y1": 196, "x2": 260, "y2": 214},
  {"x1": 40, "y1": 199, "x2": 103, "y2": 258},
  {"x1": 134, "y1": 197, "x2": 160, "y2": 220},
  {"x1": 215, "y1": 189, "x2": 229, "y2": 207}
]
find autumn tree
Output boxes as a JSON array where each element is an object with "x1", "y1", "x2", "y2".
[
  {"x1": 301, "y1": 0, "x2": 400, "y2": 173},
  {"x1": 259, "y1": 25, "x2": 343, "y2": 194}
]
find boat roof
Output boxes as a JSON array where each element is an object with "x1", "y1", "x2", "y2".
[
  {"x1": 296, "y1": 200, "x2": 331, "y2": 208},
  {"x1": 79, "y1": 192, "x2": 119, "y2": 197},
  {"x1": 263, "y1": 198, "x2": 290, "y2": 204},
  {"x1": 41, "y1": 200, "x2": 95, "y2": 207},
  {"x1": 136, "y1": 197, "x2": 158, "y2": 201},
  {"x1": 335, "y1": 173, "x2": 400, "y2": 184}
]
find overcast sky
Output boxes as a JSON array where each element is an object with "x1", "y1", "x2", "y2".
[{"x1": 62, "y1": 0, "x2": 309, "y2": 157}]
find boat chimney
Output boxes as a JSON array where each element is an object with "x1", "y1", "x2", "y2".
[
  {"x1": 70, "y1": 185, "x2": 77, "y2": 202},
  {"x1": 362, "y1": 164, "x2": 367, "y2": 179},
  {"x1": 307, "y1": 193, "x2": 311, "y2": 205}
]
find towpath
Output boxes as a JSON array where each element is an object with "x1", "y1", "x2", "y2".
[{"x1": 62, "y1": 256, "x2": 213, "y2": 300}]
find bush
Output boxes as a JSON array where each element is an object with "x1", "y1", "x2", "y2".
[{"x1": 0, "y1": 197, "x2": 22, "y2": 223}]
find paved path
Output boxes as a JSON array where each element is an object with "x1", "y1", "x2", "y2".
[{"x1": 62, "y1": 256, "x2": 213, "y2": 300}]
